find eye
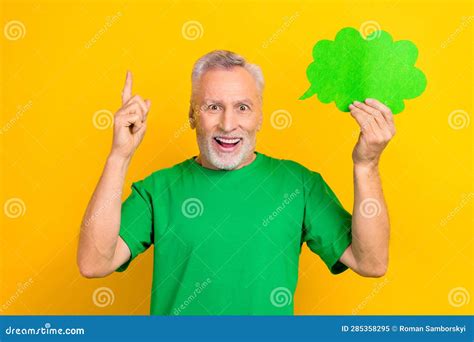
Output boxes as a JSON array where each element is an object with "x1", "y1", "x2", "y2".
[
  {"x1": 208, "y1": 104, "x2": 220, "y2": 112},
  {"x1": 238, "y1": 104, "x2": 250, "y2": 112}
]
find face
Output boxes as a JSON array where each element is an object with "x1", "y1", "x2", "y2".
[{"x1": 190, "y1": 67, "x2": 263, "y2": 170}]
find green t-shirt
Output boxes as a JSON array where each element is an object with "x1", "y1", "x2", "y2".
[{"x1": 116, "y1": 151, "x2": 352, "y2": 315}]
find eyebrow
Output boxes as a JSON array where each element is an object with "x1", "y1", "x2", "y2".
[{"x1": 203, "y1": 98, "x2": 254, "y2": 106}]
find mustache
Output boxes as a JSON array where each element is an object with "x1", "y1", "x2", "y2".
[{"x1": 210, "y1": 132, "x2": 249, "y2": 139}]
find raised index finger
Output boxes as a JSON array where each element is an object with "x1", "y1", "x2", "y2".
[{"x1": 122, "y1": 70, "x2": 133, "y2": 105}]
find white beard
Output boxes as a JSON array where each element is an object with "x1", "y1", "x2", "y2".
[{"x1": 196, "y1": 130, "x2": 256, "y2": 170}]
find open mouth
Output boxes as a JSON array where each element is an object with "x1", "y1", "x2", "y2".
[{"x1": 213, "y1": 136, "x2": 242, "y2": 152}]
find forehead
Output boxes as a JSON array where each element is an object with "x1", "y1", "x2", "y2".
[{"x1": 196, "y1": 67, "x2": 259, "y2": 101}]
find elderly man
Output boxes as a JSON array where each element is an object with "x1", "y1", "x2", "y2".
[{"x1": 77, "y1": 50, "x2": 394, "y2": 315}]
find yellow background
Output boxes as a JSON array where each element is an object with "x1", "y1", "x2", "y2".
[{"x1": 1, "y1": 0, "x2": 472, "y2": 315}]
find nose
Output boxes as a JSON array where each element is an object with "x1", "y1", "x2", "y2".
[{"x1": 218, "y1": 108, "x2": 238, "y2": 132}]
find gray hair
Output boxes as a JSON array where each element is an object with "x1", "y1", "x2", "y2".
[{"x1": 189, "y1": 50, "x2": 264, "y2": 119}]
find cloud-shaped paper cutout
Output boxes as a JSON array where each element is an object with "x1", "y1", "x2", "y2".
[{"x1": 300, "y1": 27, "x2": 427, "y2": 114}]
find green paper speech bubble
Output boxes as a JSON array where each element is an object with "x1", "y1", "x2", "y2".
[{"x1": 300, "y1": 27, "x2": 427, "y2": 114}]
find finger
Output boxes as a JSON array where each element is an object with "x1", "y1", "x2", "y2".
[
  {"x1": 117, "y1": 102, "x2": 145, "y2": 122},
  {"x1": 365, "y1": 98, "x2": 394, "y2": 124},
  {"x1": 116, "y1": 112, "x2": 141, "y2": 129},
  {"x1": 349, "y1": 105, "x2": 383, "y2": 140},
  {"x1": 122, "y1": 70, "x2": 133, "y2": 105},
  {"x1": 144, "y1": 99, "x2": 151, "y2": 119},
  {"x1": 126, "y1": 95, "x2": 148, "y2": 118},
  {"x1": 353, "y1": 101, "x2": 391, "y2": 135},
  {"x1": 349, "y1": 104, "x2": 372, "y2": 133},
  {"x1": 131, "y1": 119, "x2": 144, "y2": 134},
  {"x1": 365, "y1": 116, "x2": 385, "y2": 141},
  {"x1": 133, "y1": 121, "x2": 146, "y2": 134},
  {"x1": 364, "y1": 99, "x2": 396, "y2": 136},
  {"x1": 145, "y1": 99, "x2": 151, "y2": 111},
  {"x1": 117, "y1": 102, "x2": 139, "y2": 116},
  {"x1": 120, "y1": 101, "x2": 144, "y2": 115}
]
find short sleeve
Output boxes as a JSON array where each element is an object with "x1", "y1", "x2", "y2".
[
  {"x1": 115, "y1": 180, "x2": 154, "y2": 272},
  {"x1": 302, "y1": 172, "x2": 352, "y2": 274}
]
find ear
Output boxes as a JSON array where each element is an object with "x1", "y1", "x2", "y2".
[
  {"x1": 188, "y1": 103, "x2": 196, "y2": 129},
  {"x1": 257, "y1": 113, "x2": 263, "y2": 131}
]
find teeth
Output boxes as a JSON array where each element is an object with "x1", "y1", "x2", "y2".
[{"x1": 215, "y1": 137, "x2": 241, "y2": 144}]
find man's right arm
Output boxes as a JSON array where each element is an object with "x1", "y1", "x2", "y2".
[{"x1": 77, "y1": 71, "x2": 151, "y2": 278}]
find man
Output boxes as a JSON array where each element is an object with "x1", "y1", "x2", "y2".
[{"x1": 77, "y1": 50, "x2": 394, "y2": 315}]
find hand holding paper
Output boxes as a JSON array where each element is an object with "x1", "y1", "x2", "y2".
[{"x1": 349, "y1": 98, "x2": 396, "y2": 167}]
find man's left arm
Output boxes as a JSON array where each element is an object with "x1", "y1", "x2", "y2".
[{"x1": 339, "y1": 98, "x2": 396, "y2": 278}]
